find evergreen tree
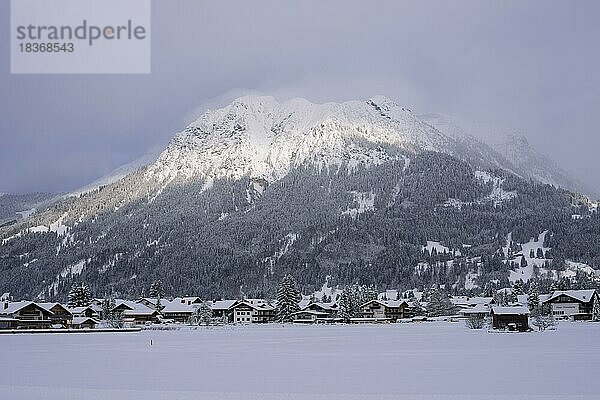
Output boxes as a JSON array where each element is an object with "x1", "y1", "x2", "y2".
[
  {"x1": 505, "y1": 289, "x2": 518, "y2": 305},
  {"x1": 338, "y1": 286, "x2": 355, "y2": 322},
  {"x1": 411, "y1": 297, "x2": 425, "y2": 316},
  {"x1": 101, "y1": 296, "x2": 116, "y2": 320},
  {"x1": 189, "y1": 303, "x2": 213, "y2": 326},
  {"x1": 67, "y1": 283, "x2": 91, "y2": 307},
  {"x1": 426, "y1": 287, "x2": 454, "y2": 317},
  {"x1": 527, "y1": 282, "x2": 540, "y2": 311},
  {"x1": 493, "y1": 291, "x2": 507, "y2": 306},
  {"x1": 520, "y1": 256, "x2": 528, "y2": 268},
  {"x1": 148, "y1": 280, "x2": 164, "y2": 298},
  {"x1": 512, "y1": 280, "x2": 525, "y2": 296},
  {"x1": 149, "y1": 280, "x2": 165, "y2": 311},
  {"x1": 482, "y1": 281, "x2": 496, "y2": 297},
  {"x1": 421, "y1": 286, "x2": 432, "y2": 302},
  {"x1": 593, "y1": 295, "x2": 600, "y2": 322},
  {"x1": 536, "y1": 248, "x2": 544, "y2": 259},
  {"x1": 102, "y1": 296, "x2": 122, "y2": 328},
  {"x1": 275, "y1": 275, "x2": 300, "y2": 322}
]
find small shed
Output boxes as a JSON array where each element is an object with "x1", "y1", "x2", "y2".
[{"x1": 491, "y1": 306, "x2": 529, "y2": 332}]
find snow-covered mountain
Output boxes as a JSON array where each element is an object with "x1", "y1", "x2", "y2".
[
  {"x1": 139, "y1": 96, "x2": 590, "y2": 197},
  {"x1": 2, "y1": 95, "x2": 599, "y2": 300},
  {"x1": 145, "y1": 96, "x2": 453, "y2": 185},
  {"x1": 70, "y1": 146, "x2": 163, "y2": 197},
  {"x1": 419, "y1": 113, "x2": 593, "y2": 196}
]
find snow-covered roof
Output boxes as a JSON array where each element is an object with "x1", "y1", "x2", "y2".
[
  {"x1": 233, "y1": 301, "x2": 274, "y2": 311},
  {"x1": 298, "y1": 298, "x2": 311, "y2": 310},
  {"x1": 179, "y1": 296, "x2": 202, "y2": 304},
  {"x1": 544, "y1": 290, "x2": 596, "y2": 304},
  {"x1": 291, "y1": 310, "x2": 328, "y2": 316},
  {"x1": 301, "y1": 301, "x2": 338, "y2": 311},
  {"x1": 361, "y1": 299, "x2": 408, "y2": 308},
  {"x1": 451, "y1": 296, "x2": 492, "y2": 307},
  {"x1": 38, "y1": 302, "x2": 71, "y2": 314},
  {"x1": 162, "y1": 301, "x2": 194, "y2": 313},
  {"x1": 209, "y1": 300, "x2": 238, "y2": 310},
  {"x1": 538, "y1": 294, "x2": 551, "y2": 303},
  {"x1": 1, "y1": 301, "x2": 53, "y2": 315},
  {"x1": 114, "y1": 300, "x2": 157, "y2": 316},
  {"x1": 72, "y1": 317, "x2": 98, "y2": 325},
  {"x1": 68, "y1": 306, "x2": 96, "y2": 314},
  {"x1": 516, "y1": 294, "x2": 528, "y2": 306},
  {"x1": 491, "y1": 306, "x2": 529, "y2": 315},
  {"x1": 460, "y1": 304, "x2": 490, "y2": 315}
]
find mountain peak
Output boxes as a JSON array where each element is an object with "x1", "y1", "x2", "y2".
[{"x1": 146, "y1": 96, "x2": 448, "y2": 184}]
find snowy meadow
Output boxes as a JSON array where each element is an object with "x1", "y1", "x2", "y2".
[{"x1": 2, "y1": 321, "x2": 599, "y2": 400}]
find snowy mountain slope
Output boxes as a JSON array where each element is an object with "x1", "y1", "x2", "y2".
[
  {"x1": 0, "y1": 192, "x2": 56, "y2": 226},
  {"x1": 419, "y1": 113, "x2": 595, "y2": 196},
  {"x1": 145, "y1": 96, "x2": 459, "y2": 185},
  {"x1": 2, "y1": 95, "x2": 600, "y2": 300},
  {"x1": 70, "y1": 146, "x2": 163, "y2": 197}
]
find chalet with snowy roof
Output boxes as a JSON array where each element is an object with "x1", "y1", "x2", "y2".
[
  {"x1": 0, "y1": 301, "x2": 54, "y2": 329},
  {"x1": 112, "y1": 300, "x2": 160, "y2": 325},
  {"x1": 208, "y1": 300, "x2": 239, "y2": 321},
  {"x1": 137, "y1": 297, "x2": 171, "y2": 310},
  {"x1": 231, "y1": 300, "x2": 275, "y2": 323},
  {"x1": 179, "y1": 296, "x2": 202, "y2": 305},
  {"x1": 90, "y1": 298, "x2": 104, "y2": 307},
  {"x1": 161, "y1": 300, "x2": 195, "y2": 322},
  {"x1": 301, "y1": 301, "x2": 338, "y2": 318},
  {"x1": 491, "y1": 306, "x2": 529, "y2": 331},
  {"x1": 459, "y1": 304, "x2": 490, "y2": 319},
  {"x1": 360, "y1": 299, "x2": 409, "y2": 322},
  {"x1": 38, "y1": 302, "x2": 73, "y2": 327},
  {"x1": 451, "y1": 296, "x2": 493, "y2": 310},
  {"x1": 290, "y1": 310, "x2": 333, "y2": 323},
  {"x1": 68, "y1": 306, "x2": 99, "y2": 319},
  {"x1": 71, "y1": 317, "x2": 99, "y2": 329},
  {"x1": 542, "y1": 289, "x2": 598, "y2": 320}
]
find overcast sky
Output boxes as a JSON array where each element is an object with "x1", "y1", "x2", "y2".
[{"x1": 1, "y1": 1, "x2": 599, "y2": 195}]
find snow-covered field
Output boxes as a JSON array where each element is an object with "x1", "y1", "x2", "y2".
[{"x1": 2, "y1": 322, "x2": 598, "y2": 400}]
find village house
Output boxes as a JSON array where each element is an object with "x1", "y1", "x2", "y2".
[
  {"x1": 113, "y1": 300, "x2": 160, "y2": 325},
  {"x1": 71, "y1": 317, "x2": 99, "y2": 329},
  {"x1": 208, "y1": 300, "x2": 239, "y2": 322},
  {"x1": 161, "y1": 300, "x2": 194, "y2": 323},
  {"x1": 290, "y1": 310, "x2": 331, "y2": 323},
  {"x1": 542, "y1": 289, "x2": 598, "y2": 320},
  {"x1": 301, "y1": 301, "x2": 338, "y2": 318},
  {"x1": 451, "y1": 296, "x2": 493, "y2": 311},
  {"x1": 360, "y1": 299, "x2": 410, "y2": 322},
  {"x1": 459, "y1": 304, "x2": 490, "y2": 320},
  {"x1": 490, "y1": 306, "x2": 530, "y2": 332},
  {"x1": 68, "y1": 306, "x2": 99, "y2": 319},
  {"x1": 39, "y1": 302, "x2": 73, "y2": 327},
  {"x1": 231, "y1": 300, "x2": 275, "y2": 324},
  {"x1": 137, "y1": 297, "x2": 171, "y2": 310},
  {"x1": 0, "y1": 301, "x2": 54, "y2": 329},
  {"x1": 178, "y1": 297, "x2": 203, "y2": 306}
]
